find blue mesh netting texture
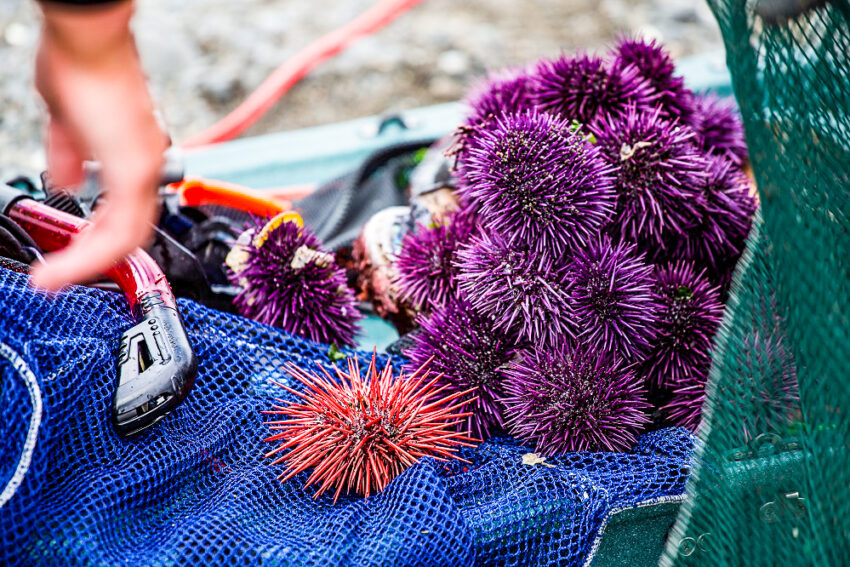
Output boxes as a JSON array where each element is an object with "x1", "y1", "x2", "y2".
[{"x1": 0, "y1": 264, "x2": 693, "y2": 566}]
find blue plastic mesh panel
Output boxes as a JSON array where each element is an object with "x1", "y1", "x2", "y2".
[{"x1": 0, "y1": 266, "x2": 693, "y2": 566}]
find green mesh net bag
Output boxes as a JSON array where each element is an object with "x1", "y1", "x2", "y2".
[{"x1": 662, "y1": 1, "x2": 850, "y2": 564}]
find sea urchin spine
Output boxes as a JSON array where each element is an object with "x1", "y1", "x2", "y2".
[{"x1": 264, "y1": 354, "x2": 478, "y2": 502}]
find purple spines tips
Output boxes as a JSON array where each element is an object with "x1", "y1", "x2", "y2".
[
  {"x1": 395, "y1": 209, "x2": 478, "y2": 310},
  {"x1": 403, "y1": 299, "x2": 518, "y2": 439},
  {"x1": 662, "y1": 373, "x2": 707, "y2": 432},
  {"x1": 674, "y1": 156, "x2": 757, "y2": 276},
  {"x1": 230, "y1": 220, "x2": 362, "y2": 346},
  {"x1": 456, "y1": 231, "x2": 574, "y2": 346},
  {"x1": 458, "y1": 109, "x2": 616, "y2": 255},
  {"x1": 531, "y1": 53, "x2": 655, "y2": 125},
  {"x1": 465, "y1": 67, "x2": 534, "y2": 131},
  {"x1": 568, "y1": 237, "x2": 660, "y2": 359},
  {"x1": 612, "y1": 37, "x2": 696, "y2": 120},
  {"x1": 642, "y1": 261, "x2": 724, "y2": 389},
  {"x1": 689, "y1": 94, "x2": 748, "y2": 166},
  {"x1": 593, "y1": 105, "x2": 707, "y2": 250},
  {"x1": 502, "y1": 342, "x2": 651, "y2": 454}
]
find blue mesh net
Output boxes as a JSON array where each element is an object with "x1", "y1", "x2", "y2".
[{"x1": 0, "y1": 265, "x2": 693, "y2": 566}]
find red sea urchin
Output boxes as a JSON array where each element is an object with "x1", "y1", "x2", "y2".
[
  {"x1": 502, "y1": 342, "x2": 651, "y2": 454},
  {"x1": 264, "y1": 354, "x2": 477, "y2": 502},
  {"x1": 531, "y1": 53, "x2": 656, "y2": 126},
  {"x1": 593, "y1": 105, "x2": 707, "y2": 252},
  {"x1": 455, "y1": 231, "x2": 574, "y2": 346},
  {"x1": 458, "y1": 109, "x2": 616, "y2": 255},
  {"x1": 568, "y1": 237, "x2": 659, "y2": 359},
  {"x1": 394, "y1": 209, "x2": 478, "y2": 310},
  {"x1": 229, "y1": 216, "x2": 362, "y2": 346},
  {"x1": 403, "y1": 299, "x2": 519, "y2": 439},
  {"x1": 642, "y1": 261, "x2": 724, "y2": 389}
]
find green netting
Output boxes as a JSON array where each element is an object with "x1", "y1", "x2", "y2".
[{"x1": 662, "y1": 1, "x2": 850, "y2": 565}]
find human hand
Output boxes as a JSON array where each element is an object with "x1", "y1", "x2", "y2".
[{"x1": 32, "y1": 0, "x2": 167, "y2": 291}]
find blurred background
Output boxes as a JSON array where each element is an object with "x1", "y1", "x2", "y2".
[{"x1": 0, "y1": 0, "x2": 723, "y2": 180}]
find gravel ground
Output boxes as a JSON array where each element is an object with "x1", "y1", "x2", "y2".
[{"x1": 0, "y1": 0, "x2": 723, "y2": 181}]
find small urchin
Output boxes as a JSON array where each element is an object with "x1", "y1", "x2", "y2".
[
  {"x1": 612, "y1": 36, "x2": 696, "y2": 120},
  {"x1": 689, "y1": 94, "x2": 748, "y2": 166},
  {"x1": 458, "y1": 109, "x2": 616, "y2": 255},
  {"x1": 502, "y1": 342, "x2": 651, "y2": 454},
  {"x1": 531, "y1": 52, "x2": 655, "y2": 125},
  {"x1": 593, "y1": 105, "x2": 707, "y2": 251},
  {"x1": 394, "y1": 209, "x2": 478, "y2": 310},
  {"x1": 642, "y1": 261, "x2": 724, "y2": 390},
  {"x1": 456, "y1": 231, "x2": 574, "y2": 346},
  {"x1": 464, "y1": 67, "x2": 534, "y2": 134},
  {"x1": 568, "y1": 236, "x2": 660, "y2": 359},
  {"x1": 673, "y1": 155, "x2": 757, "y2": 275},
  {"x1": 403, "y1": 299, "x2": 519, "y2": 439},
  {"x1": 263, "y1": 354, "x2": 477, "y2": 502},
  {"x1": 661, "y1": 372, "x2": 708, "y2": 432},
  {"x1": 229, "y1": 217, "x2": 362, "y2": 346}
]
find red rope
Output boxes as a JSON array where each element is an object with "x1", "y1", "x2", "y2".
[{"x1": 182, "y1": 0, "x2": 424, "y2": 149}]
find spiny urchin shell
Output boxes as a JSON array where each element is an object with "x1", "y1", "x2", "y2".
[
  {"x1": 456, "y1": 232, "x2": 574, "y2": 345},
  {"x1": 230, "y1": 218, "x2": 362, "y2": 346},
  {"x1": 263, "y1": 354, "x2": 477, "y2": 502},
  {"x1": 502, "y1": 342, "x2": 651, "y2": 454},
  {"x1": 568, "y1": 237, "x2": 659, "y2": 359},
  {"x1": 403, "y1": 299, "x2": 519, "y2": 439},
  {"x1": 458, "y1": 109, "x2": 616, "y2": 254},
  {"x1": 612, "y1": 36, "x2": 696, "y2": 119},
  {"x1": 394, "y1": 209, "x2": 478, "y2": 310},
  {"x1": 673, "y1": 155, "x2": 757, "y2": 275},
  {"x1": 465, "y1": 67, "x2": 534, "y2": 131},
  {"x1": 593, "y1": 105, "x2": 707, "y2": 250},
  {"x1": 531, "y1": 53, "x2": 656, "y2": 125},
  {"x1": 689, "y1": 94, "x2": 748, "y2": 166},
  {"x1": 642, "y1": 261, "x2": 724, "y2": 389}
]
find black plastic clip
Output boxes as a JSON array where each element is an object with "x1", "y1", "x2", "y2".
[{"x1": 113, "y1": 292, "x2": 197, "y2": 436}]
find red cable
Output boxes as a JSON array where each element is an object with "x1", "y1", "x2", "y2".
[{"x1": 182, "y1": 0, "x2": 424, "y2": 149}]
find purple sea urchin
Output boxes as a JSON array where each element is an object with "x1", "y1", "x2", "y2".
[
  {"x1": 568, "y1": 237, "x2": 659, "y2": 359},
  {"x1": 662, "y1": 373, "x2": 707, "y2": 432},
  {"x1": 612, "y1": 37, "x2": 696, "y2": 120},
  {"x1": 395, "y1": 209, "x2": 478, "y2": 310},
  {"x1": 673, "y1": 156, "x2": 757, "y2": 276},
  {"x1": 642, "y1": 261, "x2": 724, "y2": 389},
  {"x1": 458, "y1": 110, "x2": 616, "y2": 254},
  {"x1": 465, "y1": 67, "x2": 534, "y2": 132},
  {"x1": 502, "y1": 342, "x2": 651, "y2": 454},
  {"x1": 593, "y1": 105, "x2": 707, "y2": 250},
  {"x1": 531, "y1": 53, "x2": 655, "y2": 125},
  {"x1": 690, "y1": 94, "x2": 748, "y2": 166},
  {"x1": 403, "y1": 299, "x2": 518, "y2": 439},
  {"x1": 229, "y1": 218, "x2": 362, "y2": 346},
  {"x1": 456, "y1": 232, "x2": 574, "y2": 346}
]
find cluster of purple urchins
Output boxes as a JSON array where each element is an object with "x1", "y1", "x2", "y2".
[
  {"x1": 400, "y1": 37, "x2": 756, "y2": 451},
  {"x1": 230, "y1": 219, "x2": 362, "y2": 347}
]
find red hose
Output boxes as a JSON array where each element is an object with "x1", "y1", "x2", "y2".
[{"x1": 182, "y1": 0, "x2": 424, "y2": 149}]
